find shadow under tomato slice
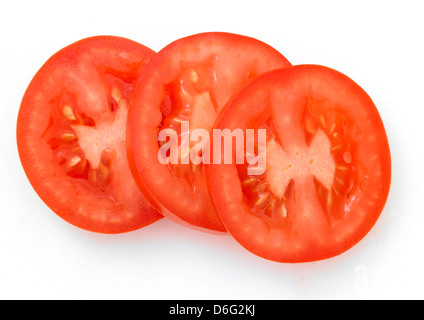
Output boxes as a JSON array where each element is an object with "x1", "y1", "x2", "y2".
[
  {"x1": 127, "y1": 32, "x2": 291, "y2": 233},
  {"x1": 207, "y1": 65, "x2": 391, "y2": 262},
  {"x1": 17, "y1": 36, "x2": 162, "y2": 234}
]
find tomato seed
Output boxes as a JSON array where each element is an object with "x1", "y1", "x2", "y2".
[
  {"x1": 61, "y1": 133, "x2": 76, "y2": 142},
  {"x1": 305, "y1": 119, "x2": 317, "y2": 135},
  {"x1": 280, "y1": 203, "x2": 288, "y2": 218},
  {"x1": 242, "y1": 177, "x2": 259, "y2": 187},
  {"x1": 320, "y1": 114, "x2": 327, "y2": 128},
  {"x1": 62, "y1": 105, "x2": 76, "y2": 121},
  {"x1": 111, "y1": 86, "x2": 122, "y2": 103},
  {"x1": 343, "y1": 151, "x2": 352, "y2": 164},
  {"x1": 252, "y1": 181, "x2": 267, "y2": 193},
  {"x1": 336, "y1": 164, "x2": 348, "y2": 171},
  {"x1": 332, "y1": 186, "x2": 340, "y2": 197},
  {"x1": 69, "y1": 156, "x2": 82, "y2": 167},
  {"x1": 190, "y1": 70, "x2": 199, "y2": 83},
  {"x1": 254, "y1": 192, "x2": 271, "y2": 209},
  {"x1": 98, "y1": 162, "x2": 110, "y2": 178},
  {"x1": 327, "y1": 192, "x2": 333, "y2": 207},
  {"x1": 331, "y1": 145, "x2": 342, "y2": 152}
]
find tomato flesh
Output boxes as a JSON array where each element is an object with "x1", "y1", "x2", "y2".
[
  {"x1": 17, "y1": 36, "x2": 162, "y2": 234},
  {"x1": 208, "y1": 65, "x2": 391, "y2": 262},
  {"x1": 128, "y1": 32, "x2": 291, "y2": 232}
]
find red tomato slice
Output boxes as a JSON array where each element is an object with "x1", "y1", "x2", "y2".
[
  {"x1": 207, "y1": 65, "x2": 391, "y2": 262},
  {"x1": 17, "y1": 36, "x2": 162, "y2": 234},
  {"x1": 127, "y1": 32, "x2": 291, "y2": 233}
]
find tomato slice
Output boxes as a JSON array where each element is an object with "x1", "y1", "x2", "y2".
[
  {"x1": 17, "y1": 36, "x2": 162, "y2": 234},
  {"x1": 207, "y1": 65, "x2": 391, "y2": 262},
  {"x1": 127, "y1": 32, "x2": 291, "y2": 233}
]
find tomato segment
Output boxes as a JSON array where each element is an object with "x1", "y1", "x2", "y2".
[
  {"x1": 128, "y1": 32, "x2": 291, "y2": 232},
  {"x1": 208, "y1": 65, "x2": 391, "y2": 262},
  {"x1": 17, "y1": 36, "x2": 162, "y2": 234}
]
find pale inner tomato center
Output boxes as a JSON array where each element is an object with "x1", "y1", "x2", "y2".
[
  {"x1": 43, "y1": 84, "x2": 129, "y2": 195},
  {"x1": 179, "y1": 89, "x2": 218, "y2": 164},
  {"x1": 266, "y1": 129, "x2": 336, "y2": 199},
  {"x1": 71, "y1": 98, "x2": 127, "y2": 169}
]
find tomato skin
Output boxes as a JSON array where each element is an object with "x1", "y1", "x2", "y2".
[
  {"x1": 17, "y1": 36, "x2": 162, "y2": 234},
  {"x1": 207, "y1": 65, "x2": 391, "y2": 262},
  {"x1": 127, "y1": 32, "x2": 291, "y2": 233}
]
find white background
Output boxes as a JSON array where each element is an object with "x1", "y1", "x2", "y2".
[{"x1": 0, "y1": 0, "x2": 423, "y2": 300}]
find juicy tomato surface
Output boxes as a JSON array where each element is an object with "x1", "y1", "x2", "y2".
[
  {"x1": 17, "y1": 36, "x2": 162, "y2": 234},
  {"x1": 127, "y1": 32, "x2": 291, "y2": 233},
  {"x1": 207, "y1": 65, "x2": 391, "y2": 262}
]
